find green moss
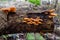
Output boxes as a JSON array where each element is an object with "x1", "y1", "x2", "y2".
[
  {"x1": 35, "y1": 33, "x2": 45, "y2": 40},
  {"x1": 26, "y1": 33, "x2": 35, "y2": 40},
  {"x1": 29, "y1": 0, "x2": 41, "y2": 6}
]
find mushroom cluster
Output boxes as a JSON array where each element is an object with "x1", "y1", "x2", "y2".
[
  {"x1": 48, "y1": 9, "x2": 57, "y2": 18},
  {"x1": 23, "y1": 17, "x2": 43, "y2": 25}
]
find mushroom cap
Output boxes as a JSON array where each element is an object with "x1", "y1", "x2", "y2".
[
  {"x1": 24, "y1": 18, "x2": 29, "y2": 21},
  {"x1": 38, "y1": 22, "x2": 42, "y2": 24},
  {"x1": 1, "y1": 8, "x2": 10, "y2": 14},
  {"x1": 50, "y1": 13, "x2": 57, "y2": 16},
  {"x1": 10, "y1": 7, "x2": 16, "y2": 12},
  {"x1": 48, "y1": 9, "x2": 55, "y2": 13},
  {"x1": 1, "y1": 8, "x2": 10, "y2": 12},
  {"x1": 49, "y1": 16, "x2": 53, "y2": 18}
]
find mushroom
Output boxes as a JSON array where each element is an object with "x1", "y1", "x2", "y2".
[
  {"x1": 1, "y1": 8, "x2": 10, "y2": 14},
  {"x1": 48, "y1": 9, "x2": 55, "y2": 13},
  {"x1": 10, "y1": 7, "x2": 16, "y2": 12},
  {"x1": 50, "y1": 13, "x2": 57, "y2": 16}
]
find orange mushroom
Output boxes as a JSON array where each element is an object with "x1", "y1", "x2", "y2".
[
  {"x1": 10, "y1": 7, "x2": 16, "y2": 12},
  {"x1": 50, "y1": 13, "x2": 57, "y2": 16},
  {"x1": 32, "y1": 22, "x2": 37, "y2": 25},
  {"x1": 27, "y1": 18, "x2": 32, "y2": 22},
  {"x1": 48, "y1": 9, "x2": 55, "y2": 13},
  {"x1": 1, "y1": 8, "x2": 10, "y2": 14},
  {"x1": 24, "y1": 18, "x2": 29, "y2": 21},
  {"x1": 49, "y1": 16, "x2": 53, "y2": 18},
  {"x1": 34, "y1": 19, "x2": 39, "y2": 22},
  {"x1": 38, "y1": 22, "x2": 42, "y2": 24}
]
